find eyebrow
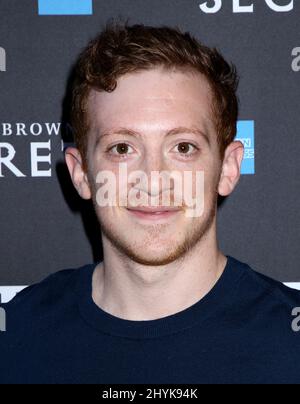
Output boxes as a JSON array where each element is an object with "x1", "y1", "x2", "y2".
[{"x1": 96, "y1": 126, "x2": 210, "y2": 146}]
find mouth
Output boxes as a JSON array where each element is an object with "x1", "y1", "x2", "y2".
[{"x1": 126, "y1": 206, "x2": 182, "y2": 221}]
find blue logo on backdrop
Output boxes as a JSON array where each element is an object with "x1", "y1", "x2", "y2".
[
  {"x1": 235, "y1": 121, "x2": 255, "y2": 175},
  {"x1": 38, "y1": 0, "x2": 93, "y2": 15}
]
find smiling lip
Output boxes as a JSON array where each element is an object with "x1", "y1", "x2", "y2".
[{"x1": 126, "y1": 206, "x2": 182, "y2": 220}]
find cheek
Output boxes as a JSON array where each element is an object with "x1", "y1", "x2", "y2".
[
  {"x1": 203, "y1": 167, "x2": 219, "y2": 188},
  {"x1": 88, "y1": 162, "x2": 120, "y2": 191},
  {"x1": 93, "y1": 206, "x2": 118, "y2": 229},
  {"x1": 202, "y1": 152, "x2": 222, "y2": 183},
  {"x1": 192, "y1": 164, "x2": 220, "y2": 204}
]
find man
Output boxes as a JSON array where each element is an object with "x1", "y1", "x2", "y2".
[{"x1": 1, "y1": 21, "x2": 300, "y2": 384}]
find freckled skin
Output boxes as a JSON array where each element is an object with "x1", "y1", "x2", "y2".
[{"x1": 85, "y1": 68, "x2": 222, "y2": 266}]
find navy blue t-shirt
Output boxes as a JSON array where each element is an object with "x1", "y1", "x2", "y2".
[{"x1": 1, "y1": 255, "x2": 300, "y2": 384}]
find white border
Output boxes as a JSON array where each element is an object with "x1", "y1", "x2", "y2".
[{"x1": 0, "y1": 286, "x2": 28, "y2": 303}]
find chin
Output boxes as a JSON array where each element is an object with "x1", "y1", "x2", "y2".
[
  {"x1": 126, "y1": 253, "x2": 180, "y2": 267},
  {"x1": 122, "y1": 240, "x2": 189, "y2": 266}
]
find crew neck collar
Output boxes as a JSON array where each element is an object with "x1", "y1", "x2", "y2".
[{"x1": 76, "y1": 255, "x2": 246, "y2": 339}]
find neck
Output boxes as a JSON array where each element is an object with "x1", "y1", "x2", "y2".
[{"x1": 92, "y1": 218, "x2": 227, "y2": 321}]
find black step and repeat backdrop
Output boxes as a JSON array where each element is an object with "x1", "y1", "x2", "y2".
[{"x1": 0, "y1": 0, "x2": 299, "y2": 301}]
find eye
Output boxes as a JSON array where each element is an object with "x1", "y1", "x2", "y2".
[
  {"x1": 173, "y1": 142, "x2": 199, "y2": 157},
  {"x1": 107, "y1": 143, "x2": 135, "y2": 156}
]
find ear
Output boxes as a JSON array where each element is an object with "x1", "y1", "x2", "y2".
[
  {"x1": 65, "y1": 147, "x2": 91, "y2": 200},
  {"x1": 218, "y1": 141, "x2": 244, "y2": 196}
]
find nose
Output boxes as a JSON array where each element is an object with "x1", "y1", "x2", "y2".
[{"x1": 136, "y1": 153, "x2": 172, "y2": 197}]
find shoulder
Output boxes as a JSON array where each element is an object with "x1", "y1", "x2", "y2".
[
  {"x1": 241, "y1": 259, "x2": 300, "y2": 308},
  {"x1": 228, "y1": 256, "x2": 300, "y2": 327},
  {"x1": 5, "y1": 267, "x2": 78, "y2": 309},
  {"x1": 1, "y1": 263, "x2": 95, "y2": 337}
]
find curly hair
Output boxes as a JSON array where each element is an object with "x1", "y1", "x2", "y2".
[{"x1": 71, "y1": 19, "x2": 239, "y2": 171}]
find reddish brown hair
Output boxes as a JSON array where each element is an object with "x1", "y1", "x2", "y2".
[{"x1": 71, "y1": 19, "x2": 239, "y2": 171}]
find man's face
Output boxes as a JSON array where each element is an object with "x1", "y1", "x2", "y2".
[{"x1": 85, "y1": 68, "x2": 224, "y2": 266}]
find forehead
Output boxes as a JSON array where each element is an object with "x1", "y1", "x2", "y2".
[{"x1": 86, "y1": 68, "x2": 214, "y2": 133}]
